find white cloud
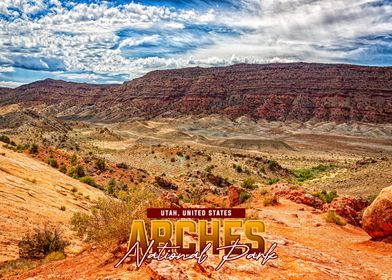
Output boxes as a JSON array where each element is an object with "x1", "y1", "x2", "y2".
[
  {"x1": 0, "y1": 80, "x2": 23, "y2": 88},
  {"x1": 0, "y1": 0, "x2": 391, "y2": 84}
]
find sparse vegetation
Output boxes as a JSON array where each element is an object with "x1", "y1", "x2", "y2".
[
  {"x1": 294, "y1": 164, "x2": 337, "y2": 182},
  {"x1": 266, "y1": 178, "x2": 279, "y2": 185},
  {"x1": 263, "y1": 194, "x2": 279, "y2": 206},
  {"x1": 70, "y1": 190, "x2": 167, "y2": 243},
  {"x1": 29, "y1": 144, "x2": 39, "y2": 154},
  {"x1": 239, "y1": 191, "x2": 251, "y2": 203},
  {"x1": 79, "y1": 176, "x2": 96, "y2": 187},
  {"x1": 116, "y1": 162, "x2": 128, "y2": 169},
  {"x1": 68, "y1": 165, "x2": 85, "y2": 178},
  {"x1": 18, "y1": 227, "x2": 67, "y2": 259},
  {"x1": 241, "y1": 178, "x2": 257, "y2": 190},
  {"x1": 312, "y1": 190, "x2": 338, "y2": 203},
  {"x1": 205, "y1": 164, "x2": 214, "y2": 173},
  {"x1": 47, "y1": 158, "x2": 58, "y2": 168},
  {"x1": 70, "y1": 154, "x2": 77, "y2": 165},
  {"x1": 268, "y1": 160, "x2": 277, "y2": 170},
  {"x1": 60, "y1": 206, "x2": 66, "y2": 211},
  {"x1": 43, "y1": 251, "x2": 66, "y2": 263},
  {"x1": 0, "y1": 135, "x2": 11, "y2": 144},
  {"x1": 234, "y1": 164, "x2": 243, "y2": 173},
  {"x1": 95, "y1": 158, "x2": 106, "y2": 171},
  {"x1": 59, "y1": 164, "x2": 67, "y2": 174},
  {"x1": 326, "y1": 210, "x2": 347, "y2": 226},
  {"x1": 367, "y1": 194, "x2": 378, "y2": 204}
]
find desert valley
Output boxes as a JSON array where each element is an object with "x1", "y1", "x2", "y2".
[{"x1": 0, "y1": 63, "x2": 391, "y2": 279}]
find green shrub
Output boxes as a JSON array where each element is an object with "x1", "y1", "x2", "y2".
[
  {"x1": 107, "y1": 178, "x2": 116, "y2": 195},
  {"x1": 239, "y1": 191, "x2": 251, "y2": 203},
  {"x1": 205, "y1": 165, "x2": 214, "y2": 173},
  {"x1": 47, "y1": 158, "x2": 58, "y2": 168},
  {"x1": 268, "y1": 160, "x2": 277, "y2": 170},
  {"x1": 70, "y1": 154, "x2": 77, "y2": 166},
  {"x1": 18, "y1": 227, "x2": 67, "y2": 259},
  {"x1": 326, "y1": 210, "x2": 347, "y2": 226},
  {"x1": 116, "y1": 162, "x2": 128, "y2": 169},
  {"x1": 235, "y1": 165, "x2": 243, "y2": 173},
  {"x1": 95, "y1": 158, "x2": 106, "y2": 171},
  {"x1": 59, "y1": 164, "x2": 67, "y2": 174},
  {"x1": 367, "y1": 194, "x2": 378, "y2": 205},
  {"x1": 70, "y1": 190, "x2": 168, "y2": 243},
  {"x1": 241, "y1": 178, "x2": 257, "y2": 190},
  {"x1": 29, "y1": 144, "x2": 39, "y2": 154},
  {"x1": 263, "y1": 195, "x2": 279, "y2": 206},
  {"x1": 294, "y1": 169, "x2": 315, "y2": 182},
  {"x1": 266, "y1": 178, "x2": 280, "y2": 185},
  {"x1": 43, "y1": 251, "x2": 66, "y2": 263},
  {"x1": 79, "y1": 176, "x2": 96, "y2": 187},
  {"x1": 313, "y1": 190, "x2": 338, "y2": 203},
  {"x1": 0, "y1": 135, "x2": 10, "y2": 144},
  {"x1": 68, "y1": 165, "x2": 85, "y2": 178}
]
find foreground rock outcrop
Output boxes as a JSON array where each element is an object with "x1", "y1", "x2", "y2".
[{"x1": 362, "y1": 186, "x2": 392, "y2": 239}]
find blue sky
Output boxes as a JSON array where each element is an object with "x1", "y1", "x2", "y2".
[{"x1": 0, "y1": 0, "x2": 391, "y2": 87}]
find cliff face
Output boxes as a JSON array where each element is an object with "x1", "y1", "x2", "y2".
[{"x1": 2, "y1": 63, "x2": 392, "y2": 123}]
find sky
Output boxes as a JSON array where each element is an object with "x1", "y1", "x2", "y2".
[{"x1": 0, "y1": 0, "x2": 391, "y2": 87}]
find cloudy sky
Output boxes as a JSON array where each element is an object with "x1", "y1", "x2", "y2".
[{"x1": 0, "y1": 0, "x2": 391, "y2": 87}]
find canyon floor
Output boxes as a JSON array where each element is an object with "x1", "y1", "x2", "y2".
[{"x1": 0, "y1": 116, "x2": 391, "y2": 279}]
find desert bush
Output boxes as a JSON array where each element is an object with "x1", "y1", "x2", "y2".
[
  {"x1": 95, "y1": 158, "x2": 106, "y2": 171},
  {"x1": 79, "y1": 176, "x2": 96, "y2": 187},
  {"x1": 107, "y1": 178, "x2": 116, "y2": 195},
  {"x1": 190, "y1": 187, "x2": 203, "y2": 204},
  {"x1": 0, "y1": 258, "x2": 39, "y2": 278},
  {"x1": 326, "y1": 210, "x2": 347, "y2": 226},
  {"x1": 43, "y1": 251, "x2": 66, "y2": 263},
  {"x1": 70, "y1": 154, "x2": 77, "y2": 166},
  {"x1": 206, "y1": 155, "x2": 212, "y2": 161},
  {"x1": 29, "y1": 144, "x2": 39, "y2": 154},
  {"x1": 234, "y1": 164, "x2": 243, "y2": 173},
  {"x1": 268, "y1": 160, "x2": 277, "y2": 170},
  {"x1": 185, "y1": 154, "x2": 190, "y2": 160},
  {"x1": 313, "y1": 190, "x2": 338, "y2": 203},
  {"x1": 204, "y1": 165, "x2": 214, "y2": 173},
  {"x1": 263, "y1": 194, "x2": 279, "y2": 206},
  {"x1": 294, "y1": 168, "x2": 315, "y2": 182},
  {"x1": 68, "y1": 165, "x2": 85, "y2": 178},
  {"x1": 366, "y1": 194, "x2": 378, "y2": 205},
  {"x1": 266, "y1": 178, "x2": 279, "y2": 185},
  {"x1": 59, "y1": 164, "x2": 67, "y2": 174},
  {"x1": 0, "y1": 135, "x2": 10, "y2": 144},
  {"x1": 259, "y1": 188, "x2": 268, "y2": 195},
  {"x1": 239, "y1": 191, "x2": 251, "y2": 203},
  {"x1": 47, "y1": 158, "x2": 58, "y2": 168},
  {"x1": 18, "y1": 227, "x2": 67, "y2": 259},
  {"x1": 241, "y1": 178, "x2": 257, "y2": 190},
  {"x1": 70, "y1": 189, "x2": 167, "y2": 243},
  {"x1": 116, "y1": 162, "x2": 128, "y2": 169},
  {"x1": 60, "y1": 206, "x2": 66, "y2": 211},
  {"x1": 170, "y1": 157, "x2": 175, "y2": 162}
]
